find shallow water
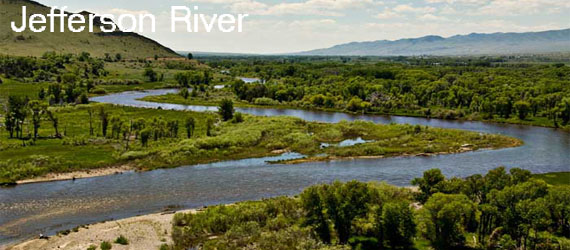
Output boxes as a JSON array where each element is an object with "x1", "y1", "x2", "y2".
[{"x1": 0, "y1": 89, "x2": 568, "y2": 245}]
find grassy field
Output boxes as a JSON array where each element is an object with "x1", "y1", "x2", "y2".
[
  {"x1": 533, "y1": 172, "x2": 570, "y2": 186},
  {"x1": 0, "y1": 102, "x2": 521, "y2": 184}
]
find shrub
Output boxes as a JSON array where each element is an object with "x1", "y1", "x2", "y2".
[
  {"x1": 100, "y1": 241, "x2": 112, "y2": 250},
  {"x1": 232, "y1": 112, "x2": 244, "y2": 123},
  {"x1": 114, "y1": 235, "x2": 129, "y2": 245},
  {"x1": 87, "y1": 245, "x2": 97, "y2": 250},
  {"x1": 253, "y1": 97, "x2": 279, "y2": 106},
  {"x1": 92, "y1": 87, "x2": 106, "y2": 95}
]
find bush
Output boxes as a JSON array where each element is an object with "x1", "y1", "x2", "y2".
[
  {"x1": 179, "y1": 88, "x2": 190, "y2": 99},
  {"x1": 253, "y1": 97, "x2": 279, "y2": 106},
  {"x1": 100, "y1": 241, "x2": 112, "y2": 250},
  {"x1": 92, "y1": 87, "x2": 106, "y2": 95},
  {"x1": 232, "y1": 112, "x2": 244, "y2": 123},
  {"x1": 87, "y1": 245, "x2": 97, "y2": 250},
  {"x1": 114, "y1": 235, "x2": 129, "y2": 245},
  {"x1": 218, "y1": 99, "x2": 234, "y2": 121}
]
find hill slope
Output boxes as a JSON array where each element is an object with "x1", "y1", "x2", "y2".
[
  {"x1": 300, "y1": 29, "x2": 570, "y2": 56},
  {"x1": 0, "y1": 0, "x2": 179, "y2": 58}
]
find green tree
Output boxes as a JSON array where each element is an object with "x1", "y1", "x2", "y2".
[
  {"x1": 185, "y1": 117, "x2": 195, "y2": 138},
  {"x1": 218, "y1": 99, "x2": 235, "y2": 121},
  {"x1": 206, "y1": 118, "x2": 215, "y2": 136},
  {"x1": 411, "y1": 168, "x2": 446, "y2": 203},
  {"x1": 46, "y1": 108, "x2": 60, "y2": 138},
  {"x1": 322, "y1": 181, "x2": 371, "y2": 244},
  {"x1": 140, "y1": 128, "x2": 151, "y2": 147},
  {"x1": 6, "y1": 96, "x2": 28, "y2": 138},
  {"x1": 187, "y1": 53, "x2": 193, "y2": 60},
  {"x1": 99, "y1": 107, "x2": 109, "y2": 137},
  {"x1": 546, "y1": 186, "x2": 570, "y2": 236},
  {"x1": 514, "y1": 101, "x2": 531, "y2": 120},
  {"x1": 28, "y1": 100, "x2": 46, "y2": 139},
  {"x1": 559, "y1": 97, "x2": 570, "y2": 125},
  {"x1": 421, "y1": 193, "x2": 475, "y2": 249},
  {"x1": 382, "y1": 202, "x2": 416, "y2": 249},
  {"x1": 300, "y1": 185, "x2": 331, "y2": 244},
  {"x1": 179, "y1": 88, "x2": 190, "y2": 99},
  {"x1": 144, "y1": 68, "x2": 158, "y2": 82},
  {"x1": 347, "y1": 97, "x2": 363, "y2": 112}
]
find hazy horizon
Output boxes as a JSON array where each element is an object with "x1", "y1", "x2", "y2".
[{"x1": 36, "y1": 0, "x2": 570, "y2": 54}]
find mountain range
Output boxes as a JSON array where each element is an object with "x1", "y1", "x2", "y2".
[{"x1": 299, "y1": 29, "x2": 570, "y2": 56}]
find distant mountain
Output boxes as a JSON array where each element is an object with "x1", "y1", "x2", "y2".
[
  {"x1": 299, "y1": 29, "x2": 570, "y2": 56},
  {"x1": 0, "y1": 0, "x2": 179, "y2": 58}
]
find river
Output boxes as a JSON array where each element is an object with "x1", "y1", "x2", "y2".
[{"x1": 0, "y1": 88, "x2": 568, "y2": 245}]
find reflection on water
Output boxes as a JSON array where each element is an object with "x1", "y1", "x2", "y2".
[
  {"x1": 1, "y1": 89, "x2": 568, "y2": 246},
  {"x1": 239, "y1": 77, "x2": 263, "y2": 83},
  {"x1": 321, "y1": 137, "x2": 373, "y2": 149}
]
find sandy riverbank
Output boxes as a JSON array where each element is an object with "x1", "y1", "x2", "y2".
[
  {"x1": 15, "y1": 165, "x2": 135, "y2": 185},
  {"x1": 5, "y1": 209, "x2": 196, "y2": 250}
]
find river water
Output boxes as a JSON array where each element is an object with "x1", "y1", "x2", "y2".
[{"x1": 0, "y1": 89, "x2": 568, "y2": 245}]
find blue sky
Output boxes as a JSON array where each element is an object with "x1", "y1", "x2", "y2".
[{"x1": 40, "y1": 0, "x2": 570, "y2": 54}]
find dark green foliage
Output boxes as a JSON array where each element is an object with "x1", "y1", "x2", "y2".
[
  {"x1": 187, "y1": 53, "x2": 193, "y2": 60},
  {"x1": 4, "y1": 95, "x2": 28, "y2": 138},
  {"x1": 206, "y1": 118, "x2": 215, "y2": 136},
  {"x1": 179, "y1": 88, "x2": 189, "y2": 99},
  {"x1": 411, "y1": 168, "x2": 445, "y2": 203},
  {"x1": 421, "y1": 193, "x2": 475, "y2": 249},
  {"x1": 218, "y1": 99, "x2": 235, "y2": 121},
  {"x1": 100, "y1": 241, "x2": 112, "y2": 250},
  {"x1": 381, "y1": 201, "x2": 416, "y2": 249},
  {"x1": 220, "y1": 59, "x2": 569, "y2": 128},
  {"x1": 114, "y1": 235, "x2": 128, "y2": 245},
  {"x1": 98, "y1": 107, "x2": 109, "y2": 137},
  {"x1": 300, "y1": 185, "x2": 331, "y2": 244},
  {"x1": 232, "y1": 112, "x2": 244, "y2": 123},
  {"x1": 172, "y1": 168, "x2": 569, "y2": 249},
  {"x1": 143, "y1": 68, "x2": 158, "y2": 82},
  {"x1": 185, "y1": 117, "x2": 195, "y2": 138},
  {"x1": 140, "y1": 128, "x2": 151, "y2": 147},
  {"x1": 514, "y1": 101, "x2": 531, "y2": 120}
]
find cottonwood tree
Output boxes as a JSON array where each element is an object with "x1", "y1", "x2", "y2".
[
  {"x1": 99, "y1": 107, "x2": 109, "y2": 137},
  {"x1": 28, "y1": 100, "x2": 47, "y2": 139},
  {"x1": 185, "y1": 117, "x2": 195, "y2": 138},
  {"x1": 218, "y1": 99, "x2": 234, "y2": 121}
]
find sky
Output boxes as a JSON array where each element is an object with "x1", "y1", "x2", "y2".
[{"x1": 39, "y1": 0, "x2": 570, "y2": 54}]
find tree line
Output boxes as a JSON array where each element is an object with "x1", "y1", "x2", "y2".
[
  {"x1": 214, "y1": 60, "x2": 569, "y2": 127},
  {"x1": 171, "y1": 167, "x2": 569, "y2": 250}
]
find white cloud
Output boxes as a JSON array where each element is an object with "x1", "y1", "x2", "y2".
[
  {"x1": 191, "y1": 0, "x2": 379, "y2": 16},
  {"x1": 476, "y1": 0, "x2": 570, "y2": 16},
  {"x1": 376, "y1": 9, "x2": 401, "y2": 19},
  {"x1": 418, "y1": 13, "x2": 448, "y2": 21},
  {"x1": 393, "y1": 4, "x2": 436, "y2": 14}
]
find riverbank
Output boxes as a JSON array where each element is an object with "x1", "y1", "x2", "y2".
[
  {"x1": 15, "y1": 165, "x2": 134, "y2": 185},
  {"x1": 140, "y1": 92, "x2": 570, "y2": 131},
  {"x1": 6, "y1": 209, "x2": 196, "y2": 250}
]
